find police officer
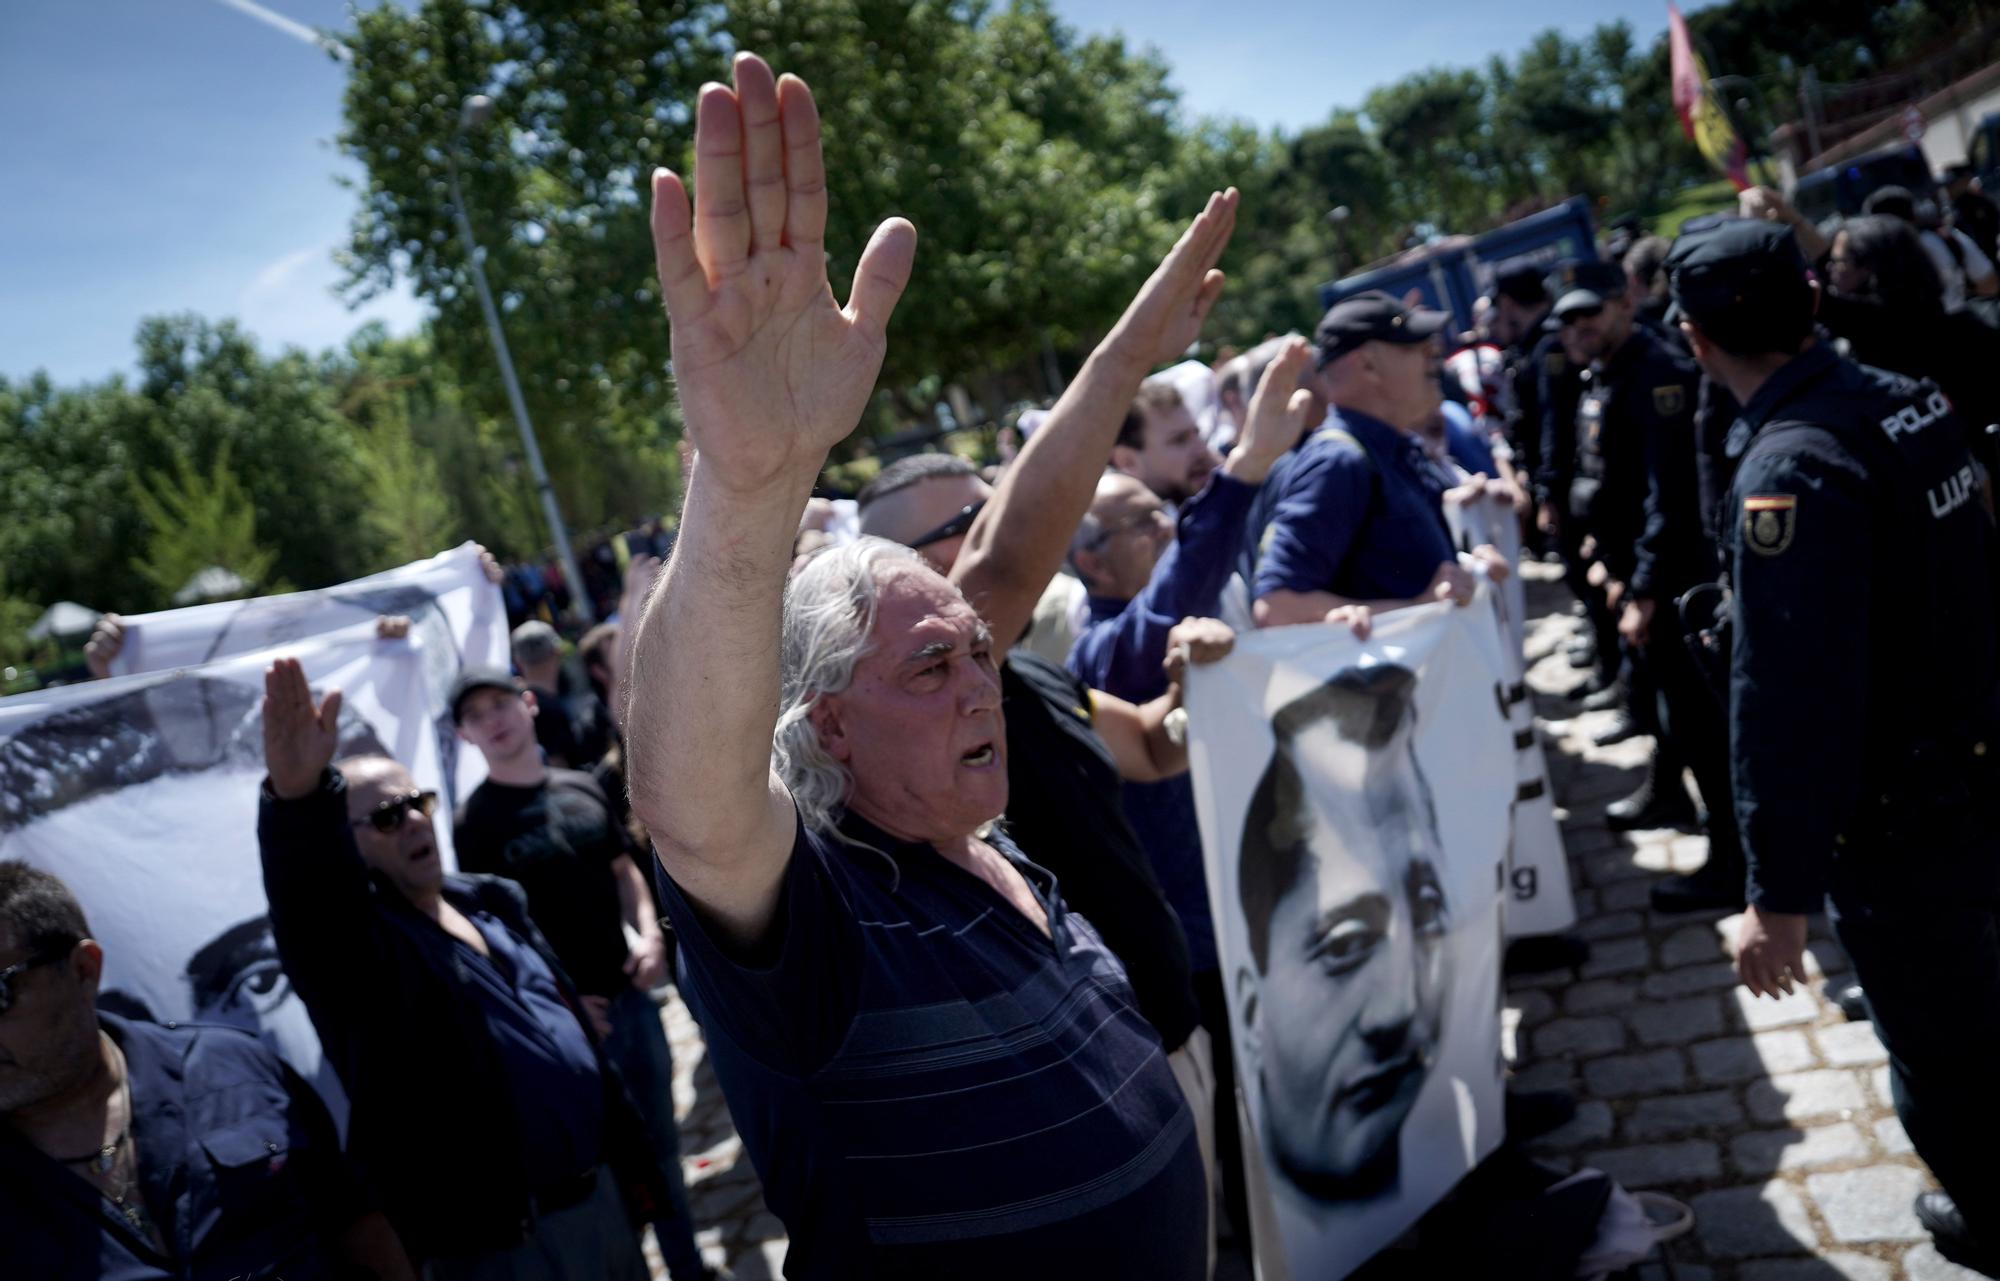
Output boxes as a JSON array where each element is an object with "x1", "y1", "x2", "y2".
[
  {"x1": 1246, "y1": 291, "x2": 1508, "y2": 626},
  {"x1": 1670, "y1": 219, "x2": 2000, "y2": 1274},
  {"x1": 0, "y1": 862, "x2": 412, "y2": 1279},
  {"x1": 1489, "y1": 259, "x2": 1555, "y2": 493},
  {"x1": 1555, "y1": 259, "x2": 1746, "y2": 906},
  {"x1": 1533, "y1": 262, "x2": 1609, "y2": 688}
]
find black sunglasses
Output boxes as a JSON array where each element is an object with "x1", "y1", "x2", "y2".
[
  {"x1": 0, "y1": 953, "x2": 65, "y2": 1017},
  {"x1": 910, "y1": 500, "x2": 986, "y2": 550},
  {"x1": 349, "y1": 790, "x2": 440, "y2": 834}
]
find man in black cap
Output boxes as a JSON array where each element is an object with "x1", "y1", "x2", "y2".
[
  {"x1": 447, "y1": 668, "x2": 712, "y2": 1279},
  {"x1": 1669, "y1": 217, "x2": 2000, "y2": 1274},
  {"x1": 1245, "y1": 291, "x2": 1507, "y2": 627},
  {"x1": 1488, "y1": 258, "x2": 1558, "y2": 493},
  {"x1": 1556, "y1": 259, "x2": 1743, "y2": 916},
  {"x1": 1532, "y1": 261, "x2": 1610, "y2": 686}
]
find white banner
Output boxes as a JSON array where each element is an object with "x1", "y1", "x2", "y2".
[
  {"x1": 1185, "y1": 599, "x2": 1513, "y2": 1281},
  {"x1": 1445, "y1": 494, "x2": 1577, "y2": 939},
  {"x1": 2, "y1": 546, "x2": 501, "y2": 1125},
  {"x1": 109, "y1": 542, "x2": 507, "y2": 810}
]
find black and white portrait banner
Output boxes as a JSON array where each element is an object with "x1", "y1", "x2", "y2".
[
  {"x1": 108, "y1": 542, "x2": 508, "y2": 812},
  {"x1": 1, "y1": 547, "x2": 502, "y2": 1124},
  {"x1": 1185, "y1": 597, "x2": 1514, "y2": 1281}
]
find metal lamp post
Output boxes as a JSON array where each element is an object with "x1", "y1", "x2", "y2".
[{"x1": 446, "y1": 94, "x2": 594, "y2": 623}]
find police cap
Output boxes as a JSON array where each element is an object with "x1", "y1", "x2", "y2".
[
  {"x1": 1664, "y1": 217, "x2": 1813, "y2": 355},
  {"x1": 1488, "y1": 258, "x2": 1548, "y2": 306},
  {"x1": 1550, "y1": 260, "x2": 1627, "y2": 319},
  {"x1": 1313, "y1": 291, "x2": 1448, "y2": 365}
]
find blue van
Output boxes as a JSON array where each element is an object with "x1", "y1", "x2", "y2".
[{"x1": 1317, "y1": 197, "x2": 1600, "y2": 334}]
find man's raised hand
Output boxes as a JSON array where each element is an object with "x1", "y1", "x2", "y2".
[
  {"x1": 650, "y1": 54, "x2": 917, "y2": 492},
  {"x1": 1225, "y1": 335, "x2": 1313, "y2": 482},
  {"x1": 263, "y1": 657, "x2": 341, "y2": 801},
  {"x1": 1107, "y1": 188, "x2": 1239, "y2": 369}
]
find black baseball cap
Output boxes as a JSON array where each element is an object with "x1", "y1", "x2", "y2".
[
  {"x1": 1313, "y1": 291, "x2": 1449, "y2": 365},
  {"x1": 447, "y1": 667, "x2": 522, "y2": 723},
  {"x1": 1550, "y1": 260, "x2": 1629, "y2": 319},
  {"x1": 1664, "y1": 217, "x2": 1813, "y2": 354},
  {"x1": 1488, "y1": 258, "x2": 1548, "y2": 306}
]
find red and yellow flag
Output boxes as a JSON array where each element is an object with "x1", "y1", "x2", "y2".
[{"x1": 1668, "y1": 4, "x2": 1769, "y2": 191}]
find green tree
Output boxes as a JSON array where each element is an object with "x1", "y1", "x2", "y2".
[
  {"x1": 337, "y1": 0, "x2": 715, "y2": 526},
  {"x1": 133, "y1": 316, "x2": 382, "y2": 590},
  {"x1": 129, "y1": 445, "x2": 281, "y2": 604}
]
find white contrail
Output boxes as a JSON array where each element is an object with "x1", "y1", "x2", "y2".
[{"x1": 209, "y1": 0, "x2": 353, "y2": 62}]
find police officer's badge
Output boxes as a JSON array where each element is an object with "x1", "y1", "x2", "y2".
[
  {"x1": 1743, "y1": 495, "x2": 1796, "y2": 555},
  {"x1": 1544, "y1": 352, "x2": 1565, "y2": 375},
  {"x1": 1652, "y1": 385, "x2": 1686, "y2": 416}
]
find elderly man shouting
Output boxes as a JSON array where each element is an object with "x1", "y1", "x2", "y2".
[{"x1": 623, "y1": 55, "x2": 1209, "y2": 1279}]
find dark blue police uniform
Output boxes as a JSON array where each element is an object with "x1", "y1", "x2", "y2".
[
  {"x1": 1672, "y1": 220, "x2": 2000, "y2": 1255},
  {"x1": 0, "y1": 1012, "x2": 366, "y2": 1280}
]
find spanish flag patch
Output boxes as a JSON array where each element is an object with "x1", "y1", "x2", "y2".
[{"x1": 1743, "y1": 495, "x2": 1797, "y2": 556}]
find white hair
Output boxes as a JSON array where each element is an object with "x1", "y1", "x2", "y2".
[{"x1": 776, "y1": 536, "x2": 929, "y2": 835}]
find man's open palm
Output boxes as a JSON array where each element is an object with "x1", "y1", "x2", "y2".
[
  {"x1": 263, "y1": 658, "x2": 341, "y2": 800},
  {"x1": 650, "y1": 54, "x2": 917, "y2": 490}
]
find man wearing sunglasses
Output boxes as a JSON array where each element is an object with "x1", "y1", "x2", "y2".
[
  {"x1": 0, "y1": 861, "x2": 413, "y2": 1279},
  {"x1": 256, "y1": 658, "x2": 671, "y2": 1280}
]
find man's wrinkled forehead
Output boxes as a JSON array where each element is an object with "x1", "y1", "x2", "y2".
[{"x1": 867, "y1": 564, "x2": 987, "y2": 656}]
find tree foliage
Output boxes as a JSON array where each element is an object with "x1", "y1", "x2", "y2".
[
  {"x1": 129, "y1": 445, "x2": 282, "y2": 604},
  {"x1": 3, "y1": 0, "x2": 1987, "y2": 670}
]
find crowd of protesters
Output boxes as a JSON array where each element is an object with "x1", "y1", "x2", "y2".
[{"x1": 4, "y1": 50, "x2": 2000, "y2": 1281}]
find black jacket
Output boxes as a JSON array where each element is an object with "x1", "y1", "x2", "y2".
[{"x1": 258, "y1": 770, "x2": 665, "y2": 1259}]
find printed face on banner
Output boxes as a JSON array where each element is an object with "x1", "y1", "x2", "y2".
[
  {"x1": 1186, "y1": 602, "x2": 1515, "y2": 1281},
  {"x1": 0, "y1": 623, "x2": 449, "y2": 1125},
  {"x1": 1237, "y1": 665, "x2": 1451, "y2": 1200}
]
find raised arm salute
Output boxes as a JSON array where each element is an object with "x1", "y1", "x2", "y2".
[
  {"x1": 624, "y1": 55, "x2": 1207, "y2": 1279},
  {"x1": 624, "y1": 56, "x2": 915, "y2": 946}
]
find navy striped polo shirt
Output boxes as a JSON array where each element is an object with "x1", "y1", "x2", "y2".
[{"x1": 653, "y1": 810, "x2": 1205, "y2": 1279}]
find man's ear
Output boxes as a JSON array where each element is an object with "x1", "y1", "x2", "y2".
[
  {"x1": 1070, "y1": 547, "x2": 1104, "y2": 594},
  {"x1": 1235, "y1": 965, "x2": 1261, "y2": 1068},
  {"x1": 1109, "y1": 442, "x2": 1141, "y2": 476},
  {"x1": 72, "y1": 939, "x2": 104, "y2": 995},
  {"x1": 521, "y1": 689, "x2": 539, "y2": 720},
  {"x1": 809, "y1": 696, "x2": 851, "y2": 763}
]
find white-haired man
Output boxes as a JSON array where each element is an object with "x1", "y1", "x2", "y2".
[{"x1": 624, "y1": 55, "x2": 1212, "y2": 1277}]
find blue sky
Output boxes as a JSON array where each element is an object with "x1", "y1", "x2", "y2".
[{"x1": 3, "y1": 0, "x2": 1701, "y2": 386}]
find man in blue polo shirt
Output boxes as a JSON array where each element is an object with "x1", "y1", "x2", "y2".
[
  {"x1": 624, "y1": 55, "x2": 1208, "y2": 1278},
  {"x1": 1248, "y1": 292, "x2": 1509, "y2": 626}
]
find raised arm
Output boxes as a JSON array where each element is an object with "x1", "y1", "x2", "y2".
[
  {"x1": 623, "y1": 55, "x2": 914, "y2": 946},
  {"x1": 951, "y1": 190, "x2": 1238, "y2": 644}
]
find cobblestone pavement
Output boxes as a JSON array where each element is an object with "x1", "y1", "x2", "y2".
[
  {"x1": 641, "y1": 561, "x2": 1976, "y2": 1280},
  {"x1": 1509, "y1": 561, "x2": 1978, "y2": 1281}
]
